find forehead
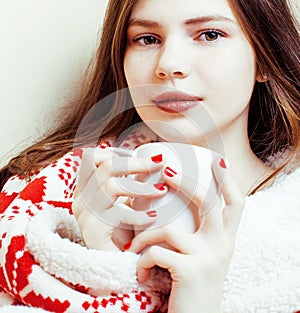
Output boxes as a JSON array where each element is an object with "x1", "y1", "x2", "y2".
[{"x1": 130, "y1": 0, "x2": 237, "y2": 22}]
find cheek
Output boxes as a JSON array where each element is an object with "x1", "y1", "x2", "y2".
[
  {"x1": 124, "y1": 52, "x2": 154, "y2": 86},
  {"x1": 202, "y1": 44, "x2": 257, "y2": 106},
  {"x1": 229, "y1": 53, "x2": 256, "y2": 108},
  {"x1": 206, "y1": 48, "x2": 255, "y2": 85}
]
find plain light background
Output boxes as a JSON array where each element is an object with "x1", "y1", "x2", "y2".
[
  {"x1": 0, "y1": 0, "x2": 108, "y2": 166},
  {"x1": 0, "y1": 0, "x2": 299, "y2": 167}
]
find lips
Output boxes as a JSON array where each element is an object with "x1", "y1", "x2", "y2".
[{"x1": 152, "y1": 91, "x2": 203, "y2": 113}]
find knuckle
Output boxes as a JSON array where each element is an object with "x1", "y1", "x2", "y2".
[
  {"x1": 113, "y1": 203, "x2": 124, "y2": 216},
  {"x1": 118, "y1": 208, "x2": 138, "y2": 224},
  {"x1": 161, "y1": 225, "x2": 171, "y2": 236},
  {"x1": 134, "y1": 231, "x2": 154, "y2": 249},
  {"x1": 135, "y1": 230, "x2": 150, "y2": 244},
  {"x1": 99, "y1": 158, "x2": 113, "y2": 174},
  {"x1": 146, "y1": 245, "x2": 161, "y2": 259},
  {"x1": 103, "y1": 178, "x2": 117, "y2": 196},
  {"x1": 161, "y1": 225, "x2": 176, "y2": 240}
]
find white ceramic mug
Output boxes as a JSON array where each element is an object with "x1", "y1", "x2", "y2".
[{"x1": 111, "y1": 142, "x2": 226, "y2": 234}]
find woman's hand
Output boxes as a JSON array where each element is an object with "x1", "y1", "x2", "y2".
[
  {"x1": 72, "y1": 148, "x2": 167, "y2": 251},
  {"x1": 127, "y1": 157, "x2": 245, "y2": 313}
]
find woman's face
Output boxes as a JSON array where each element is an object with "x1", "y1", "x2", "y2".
[{"x1": 124, "y1": 0, "x2": 258, "y2": 145}]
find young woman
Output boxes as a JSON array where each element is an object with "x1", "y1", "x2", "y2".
[{"x1": 0, "y1": 0, "x2": 299, "y2": 312}]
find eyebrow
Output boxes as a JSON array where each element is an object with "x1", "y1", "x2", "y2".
[
  {"x1": 127, "y1": 15, "x2": 237, "y2": 28},
  {"x1": 128, "y1": 19, "x2": 160, "y2": 28},
  {"x1": 185, "y1": 15, "x2": 237, "y2": 25}
]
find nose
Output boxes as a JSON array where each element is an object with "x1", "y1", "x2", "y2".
[{"x1": 155, "y1": 41, "x2": 191, "y2": 80}]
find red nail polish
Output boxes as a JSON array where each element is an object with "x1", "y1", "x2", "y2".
[
  {"x1": 153, "y1": 183, "x2": 167, "y2": 191},
  {"x1": 164, "y1": 166, "x2": 177, "y2": 177},
  {"x1": 146, "y1": 210, "x2": 157, "y2": 217},
  {"x1": 123, "y1": 240, "x2": 132, "y2": 250},
  {"x1": 151, "y1": 154, "x2": 163, "y2": 163},
  {"x1": 99, "y1": 141, "x2": 111, "y2": 149},
  {"x1": 219, "y1": 158, "x2": 227, "y2": 169}
]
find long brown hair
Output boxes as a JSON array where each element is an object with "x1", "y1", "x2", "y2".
[
  {"x1": 229, "y1": 0, "x2": 300, "y2": 160},
  {"x1": 1, "y1": 0, "x2": 299, "y2": 190}
]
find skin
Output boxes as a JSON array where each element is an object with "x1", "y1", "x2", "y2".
[
  {"x1": 73, "y1": 0, "x2": 275, "y2": 312},
  {"x1": 124, "y1": 0, "x2": 273, "y2": 195}
]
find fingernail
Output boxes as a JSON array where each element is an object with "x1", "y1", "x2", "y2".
[
  {"x1": 99, "y1": 141, "x2": 111, "y2": 149},
  {"x1": 123, "y1": 240, "x2": 132, "y2": 251},
  {"x1": 164, "y1": 166, "x2": 177, "y2": 177},
  {"x1": 219, "y1": 158, "x2": 227, "y2": 169},
  {"x1": 151, "y1": 154, "x2": 163, "y2": 163},
  {"x1": 146, "y1": 210, "x2": 157, "y2": 217},
  {"x1": 153, "y1": 183, "x2": 167, "y2": 191}
]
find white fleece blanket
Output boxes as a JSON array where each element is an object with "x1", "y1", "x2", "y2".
[
  {"x1": 222, "y1": 167, "x2": 300, "y2": 312},
  {"x1": 0, "y1": 128, "x2": 299, "y2": 312}
]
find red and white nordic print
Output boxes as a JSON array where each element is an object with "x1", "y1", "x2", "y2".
[{"x1": 0, "y1": 138, "x2": 169, "y2": 312}]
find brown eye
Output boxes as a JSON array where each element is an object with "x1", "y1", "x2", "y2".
[
  {"x1": 134, "y1": 35, "x2": 160, "y2": 46},
  {"x1": 143, "y1": 35, "x2": 158, "y2": 45},
  {"x1": 204, "y1": 31, "x2": 220, "y2": 41}
]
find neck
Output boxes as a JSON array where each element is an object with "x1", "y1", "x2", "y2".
[{"x1": 195, "y1": 111, "x2": 274, "y2": 196}]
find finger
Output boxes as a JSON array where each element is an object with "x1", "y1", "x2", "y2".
[
  {"x1": 73, "y1": 174, "x2": 113, "y2": 220},
  {"x1": 101, "y1": 176, "x2": 168, "y2": 200},
  {"x1": 77, "y1": 209, "x2": 119, "y2": 251},
  {"x1": 72, "y1": 183, "x2": 115, "y2": 219},
  {"x1": 162, "y1": 165, "x2": 224, "y2": 234},
  {"x1": 197, "y1": 158, "x2": 229, "y2": 233},
  {"x1": 77, "y1": 203, "x2": 157, "y2": 251},
  {"x1": 72, "y1": 189, "x2": 85, "y2": 218},
  {"x1": 100, "y1": 203, "x2": 158, "y2": 228},
  {"x1": 80, "y1": 177, "x2": 168, "y2": 217},
  {"x1": 162, "y1": 166, "x2": 218, "y2": 216},
  {"x1": 136, "y1": 245, "x2": 181, "y2": 283},
  {"x1": 212, "y1": 157, "x2": 245, "y2": 235},
  {"x1": 196, "y1": 195, "x2": 223, "y2": 234},
  {"x1": 93, "y1": 155, "x2": 165, "y2": 187},
  {"x1": 128, "y1": 225, "x2": 191, "y2": 254},
  {"x1": 77, "y1": 148, "x2": 118, "y2": 191}
]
